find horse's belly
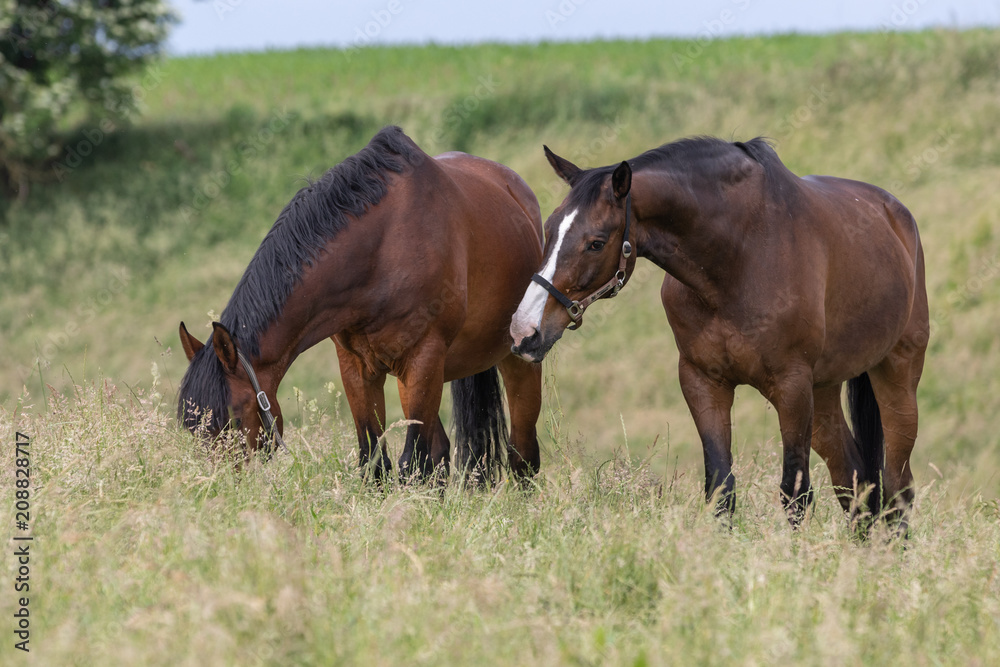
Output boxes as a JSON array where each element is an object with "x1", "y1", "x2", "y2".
[
  {"x1": 443, "y1": 321, "x2": 512, "y2": 381},
  {"x1": 663, "y1": 258, "x2": 914, "y2": 389}
]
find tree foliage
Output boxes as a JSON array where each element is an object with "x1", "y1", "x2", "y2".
[{"x1": 0, "y1": 0, "x2": 176, "y2": 199}]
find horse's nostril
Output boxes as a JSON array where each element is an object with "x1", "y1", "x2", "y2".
[{"x1": 512, "y1": 329, "x2": 540, "y2": 356}]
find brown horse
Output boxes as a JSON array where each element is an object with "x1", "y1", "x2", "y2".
[
  {"x1": 178, "y1": 126, "x2": 543, "y2": 482},
  {"x1": 511, "y1": 137, "x2": 928, "y2": 530}
]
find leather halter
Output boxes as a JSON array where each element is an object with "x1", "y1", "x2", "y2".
[
  {"x1": 235, "y1": 348, "x2": 289, "y2": 453},
  {"x1": 531, "y1": 191, "x2": 633, "y2": 330}
]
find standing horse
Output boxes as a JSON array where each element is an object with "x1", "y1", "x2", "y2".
[
  {"x1": 178, "y1": 126, "x2": 543, "y2": 482},
  {"x1": 510, "y1": 137, "x2": 928, "y2": 530}
]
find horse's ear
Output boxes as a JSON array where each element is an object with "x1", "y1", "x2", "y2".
[
  {"x1": 178, "y1": 322, "x2": 204, "y2": 362},
  {"x1": 211, "y1": 322, "x2": 239, "y2": 374},
  {"x1": 544, "y1": 145, "x2": 582, "y2": 185},
  {"x1": 611, "y1": 161, "x2": 632, "y2": 200}
]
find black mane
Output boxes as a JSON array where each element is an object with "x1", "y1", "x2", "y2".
[
  {"x1": 177, "y1": 125, "x2": 423, "y2": 432},
  {"x1": 565, "y1": 136, "x2": 781, "y2": 210},
  {"x1": 223, "y1": 125, "x2": 423, "y2": 357}
]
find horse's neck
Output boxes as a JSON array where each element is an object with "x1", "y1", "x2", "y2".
[
  {"x1": 633, "y1": 170, "x2": 745, "y2": 307},
  {"x1": 252, "y1": 231, "x2": 376, "y2": 379}
]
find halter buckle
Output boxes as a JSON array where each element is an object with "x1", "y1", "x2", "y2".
[
  {"x1": 566, "y1": 301, "x2": 583, "y2": 329},
  {"x1": 256, "y1": 390, "x2": 271, "y2": 412}
]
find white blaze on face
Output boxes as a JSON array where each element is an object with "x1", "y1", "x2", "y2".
[{"x1": 511, "y1": 208, "x2": 579, "y2": 343}]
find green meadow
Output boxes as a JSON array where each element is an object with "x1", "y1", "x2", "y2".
[{"x1": 2, "y1": 30, "x2": 999, "y2": 663}]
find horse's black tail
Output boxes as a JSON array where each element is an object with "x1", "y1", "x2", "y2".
[
  {"x1": 847, "y1": 372, "x2": 885, "y2": 517},
  {"x1": 451, "y1": 367, "x2": 509, "y2": 485}
]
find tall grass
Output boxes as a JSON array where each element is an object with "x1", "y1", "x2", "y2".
[{"x1": 2, "y1": 382, "x2": 998, "y2": 664}]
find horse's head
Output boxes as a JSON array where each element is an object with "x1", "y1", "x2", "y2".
[
  {"x1": 177, "y1": 321, "x2": 283, "y2": 455},
  {"x1": 510, "y1": 146, "x2": 636, "y2": 362}
]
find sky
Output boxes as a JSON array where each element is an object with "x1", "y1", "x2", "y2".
[{"x1": 166, "y1": 0, "x2": 1000, "y2": 56}]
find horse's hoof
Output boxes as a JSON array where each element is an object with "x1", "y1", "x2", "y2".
[{"x1": 360, "y1": 457, "x2": 392, "y2": 487}]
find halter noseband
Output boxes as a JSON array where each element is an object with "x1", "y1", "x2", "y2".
[
  {"x1": 531, "y1": 191, "x2": 633, "y2": 330},
  {"x1": 235, "y1": 348, "x2": 289, "y2": 454}
]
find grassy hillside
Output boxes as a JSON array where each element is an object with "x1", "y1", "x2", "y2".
[
  {"x1": 3, "y1": 31, "x2": 1000, "y2": 494},
  {"x1": 3, "y1": 29, "x2": 1000, "y2": 665}
]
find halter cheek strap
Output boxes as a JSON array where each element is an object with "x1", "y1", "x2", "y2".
[
  {"x1": 236, "y1": 348, "x2": 289, "y2": 454},
  {"x1": 531, "y1": 191, "x2": 633, "y2": 330}
]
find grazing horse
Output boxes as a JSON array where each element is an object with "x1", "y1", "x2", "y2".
[
  {"x1": 178, "y1": 126, "x2": 544, "y2": 482},
  {"x1": 510, "y1": 137, "x2": 928, "y2": 530}
]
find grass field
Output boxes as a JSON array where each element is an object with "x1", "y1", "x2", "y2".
[
  {"x1": 4, "y1": 382, "x2": 999, "y2": 664},
  {"x1": 2, "y1": 28, "x2": 1000, "y2": 664}
]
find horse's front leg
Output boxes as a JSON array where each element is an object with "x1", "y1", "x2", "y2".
[
  {"x1": 397, "y1": 341, "x2": 448, "y2": 481},
  {"x1": 498, "y1": 354, "x2": 542, "y2": 480},
  {"x1": 678, "y1": 357, "x2": 736, "y2": 517},
  {"x1": 769, "y1": 366, "x2": 816, "y2": 527},
  {"x1": 334, "y1": 341, "x2": 390, "y2": 482},
  {"x1": 398, "y1": 378, "x2": 452, "y2": 475}
]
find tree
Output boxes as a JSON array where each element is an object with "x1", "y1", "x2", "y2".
[{"x1": 0, "y1": 0, "x2": 176, "y2": 200}]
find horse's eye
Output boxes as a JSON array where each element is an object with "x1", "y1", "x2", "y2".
[{"x1": 588, "y1": 240, "x2": 605, "y2": 252}]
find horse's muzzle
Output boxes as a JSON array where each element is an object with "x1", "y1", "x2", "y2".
[{"x1": 510, "y1": 329, "x2": 558, "y2": 363}]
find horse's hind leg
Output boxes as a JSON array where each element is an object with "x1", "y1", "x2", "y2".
[
  {"x1": 868, "y1": 332, "x2": 927, "y2": 532},
  {"x1": 335, "y1": 341, "x2": 390, "y2": 481},
  {"x1": 811, "y1": 384, "x2": 868, "y2": 518},
  {"x1": 498, "y1": 354, "x2": 541, "y2": 479},
  {"x1": 678, "y1": 357, "x2": 736, "y2": 516}
]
